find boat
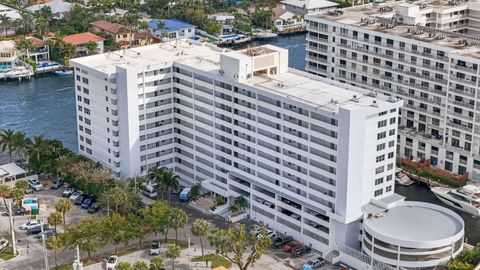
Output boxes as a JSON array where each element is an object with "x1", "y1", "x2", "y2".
[
  {"x1": 431, "y1": 184, "x2": 480, "y2": 216},
  {"x1": 395, "y1": 169, "x2": 414, "y2": 186},
  {"x1": 54, "y1": 69, "x2": 73, "y2": 76}
]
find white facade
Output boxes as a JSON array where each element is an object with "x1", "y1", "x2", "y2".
[
  {"x1": 305, "y1": 0, "x2": 480, "y2": 180},
  {"x1": 281, "y1": 0, "x2": 338, "y2": 15},
  {"x1": 71, "y1": 41, "x2": 407, "y2": 263}
]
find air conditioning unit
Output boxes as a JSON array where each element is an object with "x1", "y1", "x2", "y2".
[
  {"x1": 218, "y1": 70, "x2": 224, "y2": 75},
  {"x1": 233, "y1": 74, "x2": 238, "y2": 79}
]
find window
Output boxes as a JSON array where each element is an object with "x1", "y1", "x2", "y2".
[
  {"x1": 388, "y1": 152, "x2": 394, "y2": 159},
  {"x1": 374, "y1": 189, "x2": 383, "y2": 197},
  {"x1": 377, "y1": 143, "x2": 385, "y2": 151},
  {"x1": 375, "y1": 178, "x2": 384, "y2": 185},
  {"x1": 386, "y1": 174, "x2": 393, "y2": 181},
  {"x1": 386, "y1": 186, "x2": 392, "y2": 192},
  {"x1": 388, "y1": 140, "x2": 395, "y2": 147},
  {"x1": 387, "y1": 163, "x2": 394, "y2": 170},
  {"x1": 376, "y1": 155, "x2": 385, "y2": 162},
  {"x1": 377, "y1": 132, "x2": 386, "y2": 140},
  {"x1": 375, "y1": 166, "x2": 385, "y2": 174},
  {"x1": 378, "y1": 120, "x2": 387, "y2": 128},
  {"x1": 390, "y1": 117, "x2": 396, "y2": 124},
  {"x1": 82, "y1": 77, "x2": 89, "y2": 84},
  {"x1": 389, "y1": 129, "x2": 395, "y2": 136}
]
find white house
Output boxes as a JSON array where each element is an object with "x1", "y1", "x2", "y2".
[
  {"x1": 148, "y1": 19, "x2": 196, "y2": 41},
  {"x1": 27, "y1": 0, "x2": 74, "y2": 19},
  {"x1": 281, "y1": 0, "x2": 338, "y2": 15},
  {"x1": 272, "y1": 7, "x2": 305, "y2": 34},
  {"x1": 208, "y1": 13, "x2": 235, "y2": 34}
]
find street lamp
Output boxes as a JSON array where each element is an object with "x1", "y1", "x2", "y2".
[{"x1": 186, "y1": 234, "x2": 191, "y2": 269}]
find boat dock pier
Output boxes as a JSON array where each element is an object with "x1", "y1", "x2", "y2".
[
  {"x1": 0, "y1": 60, "x2": 34, "y2": 81},
  {"x1": 402, "y1": 171, "x2": 451, "y2": 188}
]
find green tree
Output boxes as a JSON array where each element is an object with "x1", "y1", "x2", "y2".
[
  {"x1": 102, "y1": 213, "x2": 131, "y2": 254},
  {"x1": 16, "y1": 36, "x2": 34, "y2": 55},
  {"x1": 208, "y1": 224, "x2": 271, "y2": 270},
  {"x1": 117, "y1": 262, "x2": 134, "y2": 270},
  {"x1": 99, "y1": 185, "x2": 132, "y2": 214},
  {"x1": 55, "y1": 198, "x2": 73, "y2": 226},
  {"x1": 10, "y1": 188, "x2": 24, "y2": 206},
  {"x1": 165, "y1": 244, "x2": 181, "y2": 270},
  {"x1": 63, "y1": 218, "x2": 104, "y2": 259},
  {"x1": 0, "y1": 14, "x2": 12, "y2": 37},
  {"x1": 190, "y1": 183, "x2": 202, "y2": 200},
  {"x1": 447, "y1": 261, "x2": 474, "y2": 270},
  {"x1": 86, "y1": 41, "x2": 98, "y2": 55},
  {"x1": 148, "y1": 167, "x2": 166, "y2": 200},
  {"x1": 0, "y1": 129, "x2": 16, "y2": 161},
  {"x1": 229, "y1": 196, "x2": 248, "y2": 215},
  {"x1": 202, "y1": 20, "x2": 222, "y2": 35},
  {"x1": 47, "y1": 212, "x2": 63, "y2": 234},
  {"x1": 15, "y1": 180, "x2": 28, "y2": 192},
  {"x1": 162, "y1": 169, "x2": 179, "y2": 202},
  {"x1": 149, "y1": 256, "x2": 164, "y2": 270},
  {"x1": 12, "y1": 131, "x2": 30, "y2": 159},
  {"x1": 133, "y1": 261, "x2": 149, "y2": 270},
  {"x1": 127, "y1": 213, "x2": 151, "y2": 248},
  {"x1": 0, "y1": 184, "x2": 12, "y2": 210},
  {"x1": 35, "y1": 16, "x2": 50, "y2": 37},
  {"x1": 46, "y1": 236, "x2": 63, "y2": 269},
  {"x1": 191, "y1": 218, "x2": 211, "y2": 257},
  {"x1": 141, "y1": 201, "x2": 170, "y2": 239},
  {"x1": 168, "y1": 207, "x2": 188, "y2": 243}
]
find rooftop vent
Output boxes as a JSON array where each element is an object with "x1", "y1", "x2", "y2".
[
  {"x1": 368, "y1": 90, "x2": 377, "y2": 97},
  {"x1": 351, "y1": 95, "x2": 359, "y2": 102},
  {"x1": 277, "y1": 82, "x2": 284, "y2": 88},
  {"x1": 371, "y1": 100, "x2": 378, "y2": 107}
]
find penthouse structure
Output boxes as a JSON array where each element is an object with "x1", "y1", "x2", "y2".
[
  {"x1": 70, "y1": 41, "x2": 463, "y2": 269},
  {"x1": 306, "y1": 0, "x2": 480, "y2": 180}
]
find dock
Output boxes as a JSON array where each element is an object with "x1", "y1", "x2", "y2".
[{"x1": 402, "y1": 171, "x2": 451, "y2": 188}]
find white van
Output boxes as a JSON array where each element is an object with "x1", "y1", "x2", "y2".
[{"x1": 141, "y1": 181, "x2": 158, "y2": 199}]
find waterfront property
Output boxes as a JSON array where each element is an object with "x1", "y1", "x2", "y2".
[
  {"x1": 70, "y1": 39, "x2": 465, "y2": 268},
  {"x1": 305, "y1": 0, "x2": 480, "y2": 181},
  {"x1": 63, "y1": 32, "x2": 106, "y2": 57},
  {"x1": 0, "y1": 162, "x2": 27, "y2": 184},
  {"x1": 272, "y1": 7, "x2": 306, "y2": 34},
  {"x1": 90, "y1": 20, "x2": 134, "y2": 49},
  {"x1": 25, "y1": 36, "x2": 50, "y2": 64},
  {"x1": 148, "y1": 19, "x2": 196, "y2": 41},
  {"x1": 208, "y1": 13, "x2": 235, "y2": 34},
  {"x1": 0, "y1": 3, "x2": 21, "y2": 37},
  {"x1": 0, "y1": 40, "x2": 18, "y2": 70},
  {"x1": 27, "y1": 0, "x2": 74, "y2": 19},
  {"x1": 281, "y1": 0, "x2": 338, "y2": 15}
]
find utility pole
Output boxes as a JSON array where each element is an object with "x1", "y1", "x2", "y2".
[
  {"x1": 187, "y1": 234, "x2": 191, "y2": 270},
  {"x1": 40, "y1": 219, "x2": 49, "y2": 270},
  {"x1": 7, "y1": 202, "x2": 16, "y2": 255},
  {"x1": 72, "y1": 245, "x2": 83, "y2": 270}
]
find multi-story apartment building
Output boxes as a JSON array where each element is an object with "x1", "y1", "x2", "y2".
[
  {"x1": 305, "y1": 0, "x2": 480, "y2": 180},
  {"x1": 71, "y1": 41, "x2": 464, "y2": 269}
]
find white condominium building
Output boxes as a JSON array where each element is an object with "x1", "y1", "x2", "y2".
[
  {"x1": 70, "y1": 41, "x2": 464, "y2": 269},
  {"x1": 305, "y1": 0, "x2": 480, "y2": 180}
]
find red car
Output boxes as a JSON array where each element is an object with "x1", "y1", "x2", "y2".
[{"x1": 283, "y1": 242, "x2": 302, "y2": 252}]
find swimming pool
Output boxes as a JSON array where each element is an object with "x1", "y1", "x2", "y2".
[{"x1": 220, "y1": 34, "x2": 241, "y2": 39}]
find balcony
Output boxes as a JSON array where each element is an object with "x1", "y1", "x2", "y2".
[
  {"x1": 450, "y1": 100, "x2": 475, "y2": 109},
  {"x1": 453, "y1": 64, "x2": 478, "y2": 73},
  {"x1": 449, "y1": 88, "x2": 475, "y2": 98},
  {"x1": 447, "y1": 121, "x2": 472, "y2": 132}
]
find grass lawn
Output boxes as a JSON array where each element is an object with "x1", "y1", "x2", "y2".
[
  {"x1": 192, "y1": 254, "x2": 232, "y2": 268},
  {"x1": 0, "y1": 249, "x2": 18, "y2": 260}
]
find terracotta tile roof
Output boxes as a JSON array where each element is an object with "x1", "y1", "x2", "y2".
[
  {"x1": 63, "y1": 32, "x2": 106, "y2": 45},
  {"x1": 133, "y1": 32, "x2": 151, "y2": 40},
  {"x1": 26, "y1": 36, "x2": 46, "y2": 47},
  {"x1": 90, "y1": 20, "x2": 126, "y2": 34}
]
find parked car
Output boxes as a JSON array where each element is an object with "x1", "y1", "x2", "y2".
[
  {"x1": 0, "y1": 238, "x2": 8, "y2": 251},
  {"x1": 2, "y1": 206, "x2": 26, "y2": 216},
  {"x1": 283, "y1": 242, "x2": 302, "y2": 253},
  {"x1": 28, "y1": 179, "x2": 43, "y2": 191},
  {"x1": 20, "y1": 220, "x2": 40, "y2": 230},
  {"x1": 27, "y1": 224, "x2": 47, "y2": 235},
  {"x1": 25, "y1": 187, "x2": 34, "y2": 194},
  {"x1": 290, "y1": 213, "x2": 301, "y2": 221},
  {"x1": 81, "y1": 195, "x2": 96, "y2": 209},
  {"x1": 271, "y1": 235, "x2": 294, "y2": 249},
  {"x1": 35, "y1": 229, "x2": 56, "y2": 239},
  {"x1": 303, "y1": 257, "x2": 325, "y2": 269},
  {"x1": 51, "y1": 178, "x2": 64, "y2": 189},
  {"x1": 291, "y1": 245, "x2": 312, "y2": 257},
  {"x1": 106, "y1": 255, "x2": 119, "y2": 270},
  {"x1": 150, "y1": 241, "x2": 160, "y2": 255},
  {"x1": 62, "y1": 186, "x2": 75, "y2": 197},
  {"x1": 74, "y1": 194, "x2": 87, "y2": 205},
  {"x1": 88, "y1": 203, "x2": 100, "y2": 213},
  {"x1": 69, "y1": 190, "x2": 83, "y2": 201}
]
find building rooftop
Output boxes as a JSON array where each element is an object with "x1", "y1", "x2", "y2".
[
  {"x1": 90, "y1": 20, "x2": 127, "y2": 34},
  {"x1": 27, "y1": 0, "x2": 73, "y2": 14},
  {"x1": 308, "y1": 0, "x2": 480, "y2": 57},
  {"x1": 148, "y1": 19, "x2": 196, "y2": 33},
  {"x1": 26, "y1": 36, "x2": 47, "y2": 47},
  {"x1": 71, "y1": 40, "x2": 400, "y2": 113},
  {"x1": 282, "y1": 0, "x2": 338, "y2": 10},
  {"x1": 0, "y1": 40, "x2": 16, "y2": 52},
  {"x1": 364, "y1": 200, "x2": 464, "y2": 243},
  {"x1": 0, "y1": 3, "x2": 21, "y2": 20},
  {"x1": 63, "y1": 32, "x2": 106, "y2": 45}
]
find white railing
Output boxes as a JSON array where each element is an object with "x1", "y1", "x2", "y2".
[{"x1": 337, "y1": 244, "x2": 408, "y2": 270}]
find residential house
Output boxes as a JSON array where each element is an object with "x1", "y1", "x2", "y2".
[
  {"x1": 272, "y1": 7, "x2": 305, "y2": 34},
  {"x1": 208, "y1": 13, "x2": 235, "y2": 34},
  {"x1": 133, "y1": 32, "x2": 157, "y2": 47},
  {"x1": 63, "y1": 32, "x2": 105, "y2": 57},
  {"x1": 90, "y1": 20, "x2": 134, "y2": 49},
  {"x1": 0, "y1": 4, "x2": 21, "y2": 36},
  {"x1": 27, "y1": 0, "x2": 74, "y2": 19},
  {"x1": 25, "y1": 36, "x2": 50, "y2": 64},
  {"x1": 281, "y1": 0, "x2": 338, "y2": 15},
  {"x1": 0, "y1": 40, "x2": 18, "y2": 70},
  {"x1": 148, "y1": 19, "x2": 196, "y2": 40}
]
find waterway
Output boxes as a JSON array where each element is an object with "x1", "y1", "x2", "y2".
[{"x1": 0, "y1": 34, "x2": 478, "y2": 244}]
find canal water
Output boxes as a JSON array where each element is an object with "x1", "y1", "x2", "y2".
[{"x1": 0, "y1": 34, "x2": 478, "y2": 244}]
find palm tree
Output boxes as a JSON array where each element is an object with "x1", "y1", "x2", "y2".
[
  {"x1": 169, "y1": 207, "x2": 188, "y2": 243},
  {"x1": 14, "y1": 180, "x2": 28, "y2": 192},
  {"x1": 10, "y1": 188, "x2": 24, "y2": 206},
  {"x1": 46, "y1": 237, "x2": 63, "y2": 269},
  {"x1": 162, "y1": 169, "x2": 179, "y2": 203},
  {"x1": 99, "y1": 186, "x2": 130, "y2": 214},
  {"x1": 0, "y1": 14, "x2": 12, "y2": 37},
  {"x1": 35, "y1": 16, "x2": 50, "y2": 37},
  {"x1": 0, "y1": 129, "x2": 16, "y2": 161},
  {"x1": 191, "y1": 218, "x2": 211, "y2": 257},
  {"x1": 47, "y1": 211, "x2": 63, "y2": 234},
  {"x1": 165, "y1": 244, "x2": 181, "y2": 270},
  {"x1": 12, "y1": 131, "x2": 30, "y2": 159},
  {"x1": 148, "y1": 167, "x2": 165, "y2": 200},
  {"x1": 149, "y1": 257, "x2": 164, "y2": 270},
  {"x1": 55, "y1": 198, "x2": 73, "y2": 226},
  {"x1": 16, "y1": 36, "x2": 34, "y2": 56},
  {"x1": 0, "y1": 184, "x2": 12, "y2": 211}
]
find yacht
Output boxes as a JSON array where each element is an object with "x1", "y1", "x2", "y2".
[{"x1": 431, "y1": 184, "x2": 480, "y2": 216}]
